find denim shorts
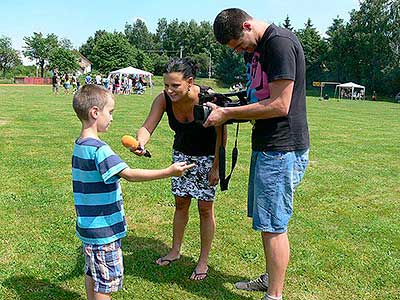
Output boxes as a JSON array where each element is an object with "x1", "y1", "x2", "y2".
[
  {"x1": 84, "y1": 239, "x2": 123, "y2": 294},
  {"x1": 247, "y1": 149, "x2": 309, "y2": 233}
]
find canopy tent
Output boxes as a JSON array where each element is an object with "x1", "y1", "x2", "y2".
[
  {"x1": 108, "y1": 66, "x2": 153, "y2": 86},
  {"x1": 335, "y1": 82, "x2": 365, "y2": 100},
  {"x1": 313, "y1": 81, "x2": 341, "y2": 99}
]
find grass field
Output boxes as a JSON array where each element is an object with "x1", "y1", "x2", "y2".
[{"x1": 0, "y1": 82, "x2": 399, "y2": 300}]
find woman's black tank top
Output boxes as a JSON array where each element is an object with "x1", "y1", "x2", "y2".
[{"x1": 164, "y1": 86, "x2": 216, "y2": 156}]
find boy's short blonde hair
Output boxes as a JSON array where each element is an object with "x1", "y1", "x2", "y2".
[{"x1": 73, "y1": 84, "x2": 113, "y2": 121}]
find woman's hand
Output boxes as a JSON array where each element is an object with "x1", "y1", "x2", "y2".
[
  {"x1": 130, "y1": 142, "x2": 146, "y2": 156},
  {"x1": 208, "y1": 164, "x2": 219, "y2": 186}
]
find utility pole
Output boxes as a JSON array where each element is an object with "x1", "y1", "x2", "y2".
[
  {"x1": 208, "y1": 51, "x2": 212, "y2": 78},
  {"x1": 179, "y1": 46, "x2": 183, "y2": 58}
]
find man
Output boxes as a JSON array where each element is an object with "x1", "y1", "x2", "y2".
[
  {"x1": 204, "y1": 8, "x2": 310, "y2": 300},
  {"x1": 52, "y1": 70, "x2": 60, "y2": 96}
]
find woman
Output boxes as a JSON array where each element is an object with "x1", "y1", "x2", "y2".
[
  {"x1": 63, "y1": 74, "x2": 71, "y2": 95},
  {"x1": 134, "y1": 57, "x2": 224, "y2": 281}
]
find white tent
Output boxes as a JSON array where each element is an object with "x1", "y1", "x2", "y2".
[
  {"x1": 336, "y1": 82, "x2": 365, "y2": 100},
  {"x1": 108, "y1": 66, "x2": 153, "y2": 86}
]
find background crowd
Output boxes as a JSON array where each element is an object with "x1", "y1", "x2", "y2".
[{"x1": 52, "y1": 69, "x2": 151, "y2": 96}]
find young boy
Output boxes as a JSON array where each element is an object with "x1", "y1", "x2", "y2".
[{"x1": 72, "y1": 84, "x2": 194, "y2": 300}]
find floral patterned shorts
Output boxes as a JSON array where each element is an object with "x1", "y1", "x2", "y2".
[{"x1": 171, "y1": 150, "x2": 216, "y2": 201}]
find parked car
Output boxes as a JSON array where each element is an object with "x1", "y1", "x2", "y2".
[{"x1": 396, "y1": 92, "x2": 400, "y2": 103}]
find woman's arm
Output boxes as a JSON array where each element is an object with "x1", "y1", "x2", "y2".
[
  {"x1": 134, "y1": 93, "x2": 166, "y2": 155},
  {"x1": 208, "y1": 125, "x2": 227, "y2": 186}
]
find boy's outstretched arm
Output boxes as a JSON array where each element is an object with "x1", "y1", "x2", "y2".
[{"x1": 118, "y1": 162, "x2": 195, "y2": 182}]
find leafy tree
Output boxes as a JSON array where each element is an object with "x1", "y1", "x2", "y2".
[
  {"x1": 154, "y1": 18, "x2": 168, "y2": 50},
  {"x1": 12, "y1": 65, "x2": 36, "y2": 77},
  {"x1": 283, "y1": 15, "x2": 294, "y2": 31},
  {"x1": 89, "y1": 32, "x2": 137, "y2": 74},
  {"x1": 150, "y1": 52, "x2": 169, "y2": 75},
  {"x1": 192, "y1": 52, "x2": 211, "y2": 78},
  {"x1": 296, "y1": 19, "x2": 327, "y2": 86},
  {"x1": 59, "y1": 38, "x2": 74, "y2": 50},
  {"x1": 124, "y1": 19, "x2": 154, "y2": 50},
  {"x1": 388, "y1": 0, "x2": 400, "y2": 65},
  {"x1": 135, "y1": 49, "x2": 154, "y2": 72},
  {"x1": 0, "y1": 36, "x2": 21, "y2": 78},
  {"x1": 79, "y1": 30, "x2": 107, "y2": 60},
  {"x1": 163, "y1": 19, "x2": 181, "y2": 53},
  {"x1": 48, "y1": 48, "x2": 79, "y2": 74},
  {"x1": 325, "y1": 17, "x2": 351, "y2": 82},
  {"x1": 151, "y1": 19, "x2": 217, "y2": 76},
  {"x1": 23, "y1": 32, "x2": 59, "y2": 77},
  {"x1": 387, "y1": 0, "x2": 400, "y2": 93},
  {"x1": 346, "y1": 0, "x2": 395, "y2": 92},
  {"x1": 213, "y1": 47, "x2": 246, "y2": 85}
]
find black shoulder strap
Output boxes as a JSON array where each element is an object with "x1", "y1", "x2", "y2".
[
  {"x1": 219, "y1": 123, "x2": 240, "y2": 191},
  {"x1": 198, "y1": 85, "x2": 213, "y2": 104}
]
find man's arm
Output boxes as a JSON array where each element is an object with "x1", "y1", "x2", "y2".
[{"x1": 203, "y1": 79, "x2": 294, "y2": 127}]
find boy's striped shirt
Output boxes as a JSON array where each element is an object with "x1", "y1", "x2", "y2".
[{"x1": 72, "y1": 137, "x2": 128, "y2": 245}]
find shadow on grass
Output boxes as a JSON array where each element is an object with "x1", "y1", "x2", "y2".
[
  {"x1": 123, "y1": 234, "x2": 252, "y2": 300},
  {"x1": 53, "y1": 234, "x2": 253, "y2": 299},
  {"x1": 2, "y1": 276, "x2": 83, "y2": 300}
]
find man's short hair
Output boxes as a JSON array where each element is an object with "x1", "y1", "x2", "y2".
[
  {"x1": 73, "y1": 84, "x2": 112, "y2": 121},
  {"x1": 213, "y1": 8, "x2": 252, "y2": 45}
]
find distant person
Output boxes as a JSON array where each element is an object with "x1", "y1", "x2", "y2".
[
  {"x1": 139, "y1": 75, "x2": 147, "y2": 87},
  {"x1": 85, "y1": 74, "x2": 92, "y2": 85},
  {"x1": 133, "y1": 57, "x2": 224, "y2": 281},
  {"x1": 122, "y1": 74, "x2": 129, "y2": 94},
  {"x1": 372, "y1": 90, "x2": 377, "y2": 101},
  {"x1": 72, "y1": 84, "x2": 194, "y2": 300},
  {"x1": 134, "y1": 80, "x2": 144, "y2": 95},
  {"x1": 71, "y1": 74, "x2": 78, "y2": 93},
  {"x1": 95, "y1": 74, "x2": 102, "y2": 85},
  {"x1": 113, "y1": 74, "x2": 120, "y2": 94},
  {"x1": 63, "y1": 74, "x2": 71, "y2": 95},
  {"x1": 52, "y1": 71, "x2": 60, "y2": 95},
  {"x1": 102, "y1": 76, "x2": 109, "y2": 90},
  {"x1": 126, "y1": 76, "x2": 133, "y2": 95},
  {"x1": 206, "y1": 9, "x2": 310, "y2": 300}
]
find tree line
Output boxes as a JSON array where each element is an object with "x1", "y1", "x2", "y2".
[{"x1": 1, "y1": 0, "x2": 399, "y2": 95}]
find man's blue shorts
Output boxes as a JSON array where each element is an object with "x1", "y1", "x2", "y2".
[{"x1": 247, "y1": 149, "x2": 309, "y2": 233}]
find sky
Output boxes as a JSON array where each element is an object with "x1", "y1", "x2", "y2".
[{"x1": 1, "y1": 0, "x2": 360, "y2": 65}]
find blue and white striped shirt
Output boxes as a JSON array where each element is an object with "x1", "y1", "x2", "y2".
[{"x1": 72, "y1": 137, "x2": 128, "y2": 245}]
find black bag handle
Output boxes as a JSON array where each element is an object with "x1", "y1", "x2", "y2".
[{"x1": 219, "y1": 123, "x2": 240, "y2": 191}]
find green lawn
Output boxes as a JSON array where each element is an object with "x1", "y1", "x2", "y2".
[{"x1": 0, "y1": 83, "x2": 399, "y2": 300}]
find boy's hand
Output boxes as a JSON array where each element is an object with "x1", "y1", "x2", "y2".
[{"x1": 169, "y1": 162, "x2": 196, "y2": 177}]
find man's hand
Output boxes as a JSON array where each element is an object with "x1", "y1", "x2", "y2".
[{"x1": 203, "y1": 102, "x2": 228, "y2": 127}]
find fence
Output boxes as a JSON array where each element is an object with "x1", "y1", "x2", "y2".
[{"x1": 14, "y1": 77, "x2": 52, "y2": 84}]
